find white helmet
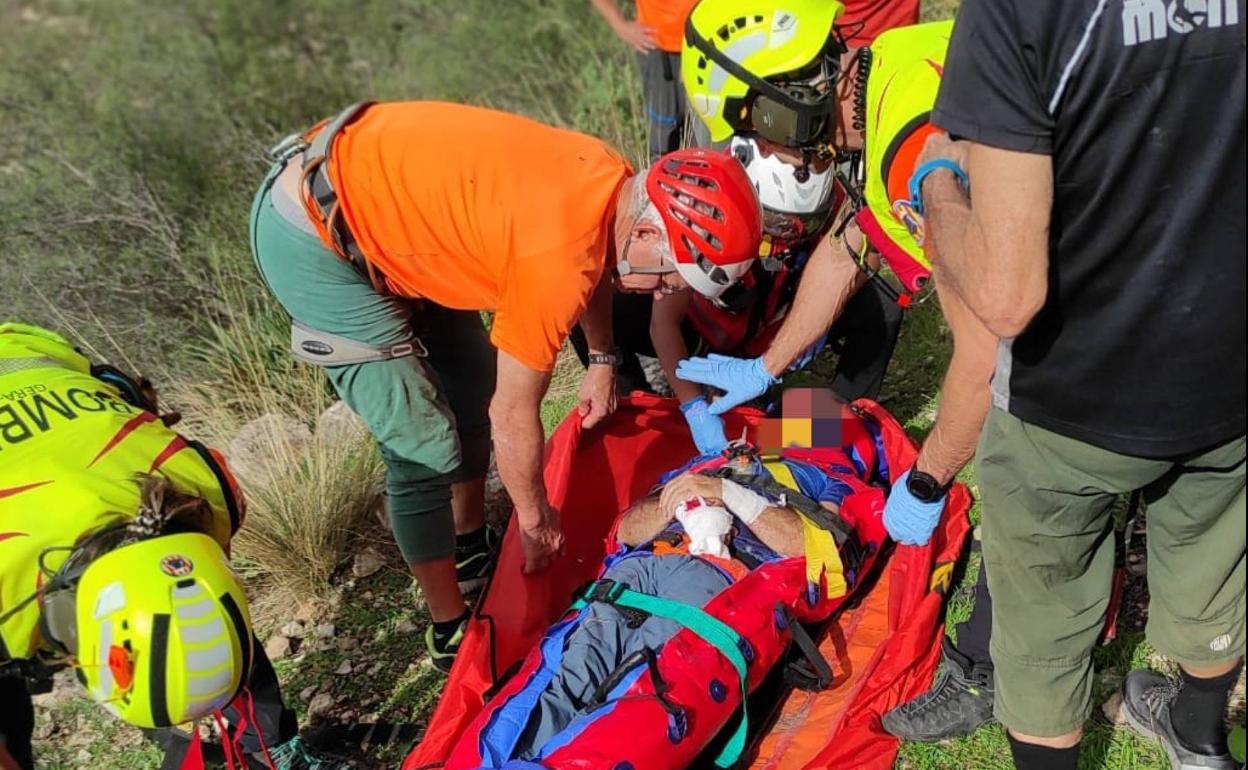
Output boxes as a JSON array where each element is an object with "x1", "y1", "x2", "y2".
[{"x1": 730, "y1": 135, "x2": 837, "y2": 244}]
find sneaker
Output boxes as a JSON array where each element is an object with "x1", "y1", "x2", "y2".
[
  {"x1": 425, "y1": 616, "x2": 468, "y2": 674},
  {"x1": 455, "y1": 527, "x2": 498, "y2": 594},
  {"x1": 1121, "y1": 670, "x2": 1239, "y2": 770},
  {"x1": 259, "y1": 735, "x2": 354, "y2": 770},
  {"x1": 882, "y1": 639, "x2": 995, "y2": 741}
]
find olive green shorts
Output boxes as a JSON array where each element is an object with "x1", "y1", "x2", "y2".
[
  {"x1": 977, "y1": 408, "x2": 1245, "y2": 736},
  {"x1": 248, "y1": 169, "x2": 495, "y2": 564}
]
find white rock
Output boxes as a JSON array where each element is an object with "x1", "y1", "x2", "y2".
[
  {"x1": 225, "y1": 413, "x2": 312, "y2": 485},
  {"x1": 1102, "y1": 691, "x2": 1126, "y2": 725},
  {"x1": 352, "y1": 548, "x2": 385, "y2": 579},
  {"x1": 300, "y1": 686, "x2": 318, "y2": 701},
  {"x1": 264, "y1": 635, "x2": 292, "y2": 660},
  {"x1": 395, "y1": 619, "x2": 418, "y2": 635},
  {"x1": 316, "y1": 400, "x2": 369, "y2": 447},
  {"x1": 334, "y1": 660, "x2": 353, "y2": 675},
  {"x1": 280, "y1": 620, "x2": 306, "y2": 638},
  {"x1": 314, "y1": 622, "x2": 336, "y2": 638}
]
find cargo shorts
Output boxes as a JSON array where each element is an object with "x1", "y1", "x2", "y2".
[
  {"x1": 248, "y1": 165, "x2": 495, "y2": 564},
  {"x1": 977, "y1": 407, "x2": 1245, "y2": 736}
]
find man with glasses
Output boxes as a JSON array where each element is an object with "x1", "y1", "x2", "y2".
[{"x1": 249, "y1": 102, "x2": 760, "y2": 670}]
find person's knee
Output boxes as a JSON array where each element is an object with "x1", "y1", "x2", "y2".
[{"x1": 383, "y1": 451, "x2": 457, "y2": 563}]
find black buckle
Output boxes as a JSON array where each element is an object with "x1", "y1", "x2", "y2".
[
  {"x1": 586, "y1": 580, "x2": 649, "y2": 629},
  {"x1": 586, "y1": 579, "x2": 627, "y2": 604}
]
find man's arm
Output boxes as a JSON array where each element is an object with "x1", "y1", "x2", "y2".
[
  {"x1": 922, "y1": 139, "x2": 1053, "y2": 338},
  {"x1": 744, "y1": 504, "x2": 805, "y2": 558},
  {"x1": 575, "y1": 269, "x2": 617, "y2": 429},
  {"x1": 914, "y1": 272, "x2": 999, "y2": 485},
  {"x1": 623, "y1": 471, "x2": 806, "y2": 556},
  {"x1": 650, "y1": 291, "x2": 700, "y2": 404},
  {"x1": 616, "y1": 493, "x2": 672, "y2": 547},
  {"x1": 761, "y1": 234, "x2": 869, "y2": 376},
  {"x1": 589, "y1": 0, "x2": 656, "y2": 53},
  {"x1": 491, "y1": 351, "x2": 563, "y2": 573}
]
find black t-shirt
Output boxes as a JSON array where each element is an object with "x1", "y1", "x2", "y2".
[{"x1": 935, "y1": 0, "x2": 1246, "y2": 457}]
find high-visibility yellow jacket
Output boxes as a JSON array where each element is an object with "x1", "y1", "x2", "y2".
[
  {"x1": 859, "y1": 20, "x2": 953, "y2": 293},
  {"x1": 0, "y1": 323, "x2": 241, "y2": 661}
]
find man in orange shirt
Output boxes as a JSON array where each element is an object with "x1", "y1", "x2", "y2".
[
  {"x1": 590, "y1": 0, "x2": 700, "y2": 160},
  {"x1": 250, "y1": 101, "x2": 760, "y2": 671}
]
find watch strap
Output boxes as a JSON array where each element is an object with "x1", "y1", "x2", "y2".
[
  {"x1": 908, "y1": 159, "x2": 969, "y2": 216},
  {"x1": 586, "y1": 352, "x2": 618, "y2": 367}
]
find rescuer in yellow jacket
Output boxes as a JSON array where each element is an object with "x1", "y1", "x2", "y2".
[{"x1": 0, "y1": 323, "x2": 344, "y2": 770}]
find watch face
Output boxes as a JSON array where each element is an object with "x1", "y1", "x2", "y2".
[{"x1": 907, "y1": 471, "x2": 942, "y2": 502}]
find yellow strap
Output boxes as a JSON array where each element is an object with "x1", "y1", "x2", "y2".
[
  {"x1": 762, "y1": 460, "x2": 848, "y2": 600},
  {"x1": 802, "y1": 518, "x2": 848, "y2": 600}
]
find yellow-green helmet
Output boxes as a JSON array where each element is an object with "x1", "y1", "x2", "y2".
[
  {"x1": 44, "y1": 532, "x2": 254, "y2": 729},
  {"x1": 682, "y1": 0, "x2": 846, "y2": 145}
]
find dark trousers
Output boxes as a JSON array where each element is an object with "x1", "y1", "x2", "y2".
[
  {"x1": 1, "y1": 640, "x2": 294, "y2": 770},
  {"x1": 823, "y1": 279, "x2": 904, "y2": 402},
  {"x1": 952, "y1": 557, "x2": 994, "y2": 668},
  {"x1": 0, "y1": 668, "x2": 35, "y2": 770},
  {"x1": 638, "y1": 50, "x2": 686, "y2": 161}
]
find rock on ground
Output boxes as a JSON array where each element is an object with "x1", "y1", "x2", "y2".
[
  {"x1": 308, "y1": 692, "x2": 335, "y2": 719},
  {"x1": 225, "y1": 413, "x2": 312, "y2": 485},
  {"x1": 316, "y1": 400, "x2": 369, "y2": 447},
  {"x1": 352, "y1": 548, "x2": 385, "y2": 579},
  {"x1": 264, "y1": 635, "x2": 292, "y2": 660}
]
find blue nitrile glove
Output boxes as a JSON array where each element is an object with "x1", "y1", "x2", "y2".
[
  {"x1": 883, "y1": 470, "x2": 946, "y2": 546},
  {"x1": 789, "y1": 332, "x2": 829, "y2": 372},
  {"x1": 680, "y1": 397, "x2": 729, "y2": 456},
  {"x1": 675, "y1": 354, "x2": 780, "y2": 416}
]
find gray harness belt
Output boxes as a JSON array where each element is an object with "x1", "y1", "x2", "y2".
[
  {"x1": 291, "y1": 321, "x2": 427, "y2": 367},
  {"x1": 269, "y1": 101, "x2": 385, "y2": 292}
]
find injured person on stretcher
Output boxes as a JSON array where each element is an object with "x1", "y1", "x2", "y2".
[{"x1": 501, "y1": 453, "x2": 863, "y2": 765}]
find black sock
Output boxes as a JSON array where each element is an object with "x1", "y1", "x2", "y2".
[
  {"x1": 1007, "y1": 734, "x2": 1079, "y2": 770},
  {"x1": 432, "y1": 609, "x2": 470, "y2": 641},
  {"x1": 455, "y1": 526, "x2": 488, "y2": 553},
  {"x1": 1172, "y1": 664, "x2": 1242, "y2": 755}
]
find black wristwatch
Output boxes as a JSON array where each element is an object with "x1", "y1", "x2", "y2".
[
  {"x1": 586, "y1": 352, "x2": 618, "y2": 368},
  {"x1": 907, "y1": 469, "x2": 950, "y2": 503}
]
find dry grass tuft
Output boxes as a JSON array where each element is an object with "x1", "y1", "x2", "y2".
[{"x1": 169, "y1": 268, "x2": 385, "y2": 613}]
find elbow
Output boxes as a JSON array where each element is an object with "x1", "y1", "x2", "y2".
[
  {"x1": 977, "y1": 287, "x2": 1045, "y2": 339},
  {"x1": 982, "y1": 298, "x2": 1043, "y2": 338}
]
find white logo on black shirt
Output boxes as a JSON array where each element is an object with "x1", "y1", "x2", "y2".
[{"x1": 1122, "y1": 0, "x2": 1240, "y2": 45}]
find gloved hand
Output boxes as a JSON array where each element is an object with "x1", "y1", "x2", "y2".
[
  {"x1": 680, "y1": 397, "x2": 729, "y2": 456},
  {"x1": 883, "y1": 470, "x2": 946, "y2": 546},
  {"x1": 789, "y1": 332, "x2": 829, "y2": 372},
  {"x1": 675, "y1": 496, "x2": 733, "y2": 559},
  {"x1": 675, "y1": 354, "x2": 779, "y2": 416}
]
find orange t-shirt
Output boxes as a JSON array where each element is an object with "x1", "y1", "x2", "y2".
[
  {"x1": 637, "y1": 0, "x2": 699, "y2": 53},
  {"x1": 325, "y1": 102, "x2": 633, "y2": 372}
]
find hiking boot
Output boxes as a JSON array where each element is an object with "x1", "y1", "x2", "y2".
[
  {"x1": 1121, "y1": 670, "x2": 1239, "y2": 770},
  {"x1": 259, "y1": 735, "x2": 355, "y2": 770},
  {"x1": 882, "y1": 639, "x2": 995, "y2": 741},
  {"x1": 425, "y1": 615, "x2": 468, "y2": 674},
  {"x1": 456, "y1": 527, "x2": 498, "y2": 594}
]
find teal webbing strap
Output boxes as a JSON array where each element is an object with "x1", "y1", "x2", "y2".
[{"x1": 574, "y1": 583, "x2": 750, "y2": 768}]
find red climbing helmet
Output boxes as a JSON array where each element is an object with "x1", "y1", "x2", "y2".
[{"x1": 645, "y1": 148, "x2": 763, "y2": 299}]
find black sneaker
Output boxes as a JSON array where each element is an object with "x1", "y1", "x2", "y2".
[
  {"x1": 455, "y1": 527, "x2": 498, "y2": 594},
  {"x1": 1121, "y1": 670, "x2": 1239, "y2": 770},
  {"x1": 425, "y1": 616, "x2": 468, "y2": 674},
  {"x1": 882, "y1": 639, "x2": 995, "y2": 741}
]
